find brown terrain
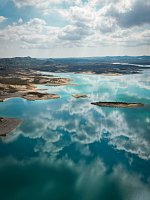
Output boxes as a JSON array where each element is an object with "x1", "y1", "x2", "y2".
[
  {"x1": 72, "y1": 94, "x2": 88, "y2": 98},
  {"x1": 0, "y1": 117, "x2": 22, "y2": 136},
  {"x1": 0, "y1": 69, "x2": 71, "y2": 101},
  {"x1": 91, "y1": 102, "x2": 145, "y2": 108},
  {"x1": 22, "y1": 92, "x2": 59, "y2": 101},
  {"x1": 0, "y1": 69, "x2": 72, "y2": 135}
]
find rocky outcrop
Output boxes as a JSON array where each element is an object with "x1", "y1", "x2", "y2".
[
  {"x1": 0, "y1": 117, "x2": 22, "y2": 136},
  {"x1": 91, "y1": 102, "x2": 144, "y2": 108}
]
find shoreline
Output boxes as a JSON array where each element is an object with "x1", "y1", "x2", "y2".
[
  {"x1": 91, "y1": 102, "x2": 145, "y2": 108},
  {"x1": 0, "y1": 117, "x2": 22, "y2": 136},
  {"x1": 72, "y1": 94, "x2": 88, "y2": 99},
  {"x1": 0, "y1": 70, "x2": 70, "y2": 102}
]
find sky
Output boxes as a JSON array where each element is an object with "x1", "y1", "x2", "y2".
[{"x1": 0, "y1": 0, "x2": 150, "y2": 58}]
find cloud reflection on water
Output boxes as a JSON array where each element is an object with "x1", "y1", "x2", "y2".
[
  {"x1": 0, "y1": 157, "x2": 149, "y2": 200},
  {"x1": 0, "y1": 71, "x2": 150, "y2": 199},
  {"x1": 8, "y1": 106, "x2": 150, "y2": 160},
  {"x1": 2, "y1": 71, "x2": 150, "y2": 161}
]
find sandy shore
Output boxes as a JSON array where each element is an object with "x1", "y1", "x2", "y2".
[
  {"x1": 0, "y1": 117, "x2": 22, "y2": 136},
  {"x1": 75, "y1": 71, "x2": 96, "y2": 75},
  {"x1": 101, "y1": 73, "x2": 122, "y2": 76},
  {"x1": 75, "y1": 71, "x2": 122, "y2": 76}
]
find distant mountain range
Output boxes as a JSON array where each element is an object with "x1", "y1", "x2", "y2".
[{"x1": 0, "y1": 56, "x2": 150, "y2": 75}]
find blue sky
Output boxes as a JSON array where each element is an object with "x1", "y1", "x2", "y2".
[{"x1": 0, "y1": 0, "x2": 150, "y2": 58}]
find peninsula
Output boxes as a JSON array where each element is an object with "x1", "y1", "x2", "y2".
[
  {"x1": 0, "y1": 117, "x2": 22, "y2": 136},
  {"x1": 0, "y1": 69, "x2": 70, "y2": 101}
]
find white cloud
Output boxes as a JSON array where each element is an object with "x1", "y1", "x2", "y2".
[
  {"x1": 0, "y1": 0, "x2": 149, "y2": 55},
  {"x1": 105, "y1": 0, "x2": 150, "y2": 27},
  {"x1": 13, "y1": 0, "x2": 82, "y2": 8},
  {"x1": 0, "y1": 16, "x2": 7, "y2": 23},
  {"x1": 18, "y1": 18, "x2": 23, "y2": 24},
  {"x1": 0, "y1": 18, "x2": 60, "y2": 49}
]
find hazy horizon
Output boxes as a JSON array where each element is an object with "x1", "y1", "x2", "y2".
[{"x1": 0, "y1": 54, "x2": 150, "y2": 59}]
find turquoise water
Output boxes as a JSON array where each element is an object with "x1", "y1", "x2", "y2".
[{"x1": 0, "y1": 70, "x2": 150, "y2": 200}]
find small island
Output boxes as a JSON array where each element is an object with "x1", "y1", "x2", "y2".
[
  {"x1": 22, "y1": 92, "x2": 60, "y2": 101},
  {"x1": 72, "y1": 94, "x2": 88, "y2": 99},
  {"x1": 91, "y1": 102, "x2": 144, "y2": 108},
  {"x1": 0, "y1": 117, "x2": 22, "y2": 136}
]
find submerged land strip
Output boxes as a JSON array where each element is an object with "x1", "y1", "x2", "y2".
[
  {"x1": 0, "y1": 117, "x2": 22, "y2": 136},
  {"x1": 72, "y1": 94, "x2": 88, "y2": 98},
  {"x1": 91, "y1": 102, "x2": 145, "y2": 108}
]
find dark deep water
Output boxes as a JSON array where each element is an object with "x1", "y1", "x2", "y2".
[{"x1": 0, "y1": 70, "x2": 150, "y2": 200}]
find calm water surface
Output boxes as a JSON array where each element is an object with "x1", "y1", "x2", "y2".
[{"x1": 0, "y1": 70, "x2": 150, "y2": 200}]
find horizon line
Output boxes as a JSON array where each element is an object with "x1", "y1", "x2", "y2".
[{"x1": 0, "y1": 55, "x2": 150, "y2": 59}]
